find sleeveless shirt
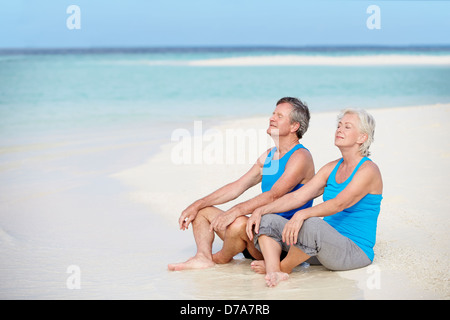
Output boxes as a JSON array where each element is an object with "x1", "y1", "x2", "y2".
[
  {"x1": 261, "y1": 144, "x2": 314, "y2": 219},
  {"x1": 323, "y1": 157, "x2": 382, "y2": 261}
]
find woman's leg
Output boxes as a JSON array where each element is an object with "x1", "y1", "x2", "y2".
[
  {"x1": 258, "y1": 235, "x2": 289, "y2": 287},
  {"x1": 253, "y1": 214, "x2": 291, "y2": 287},
  {"x1": 253, "y1": 215, "x2": 371, "y2": 276},
  {"x1": 294, "y1": 217, "x2": 372, "y2": 271}
]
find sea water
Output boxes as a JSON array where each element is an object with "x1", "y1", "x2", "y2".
[
  {"x1": 1, "y1": 47, "x2": 449, "y2": 299},
  {"x1": 1, "y1": 47, "x2": 450, "y2": 140}
]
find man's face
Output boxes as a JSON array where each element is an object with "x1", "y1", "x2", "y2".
[{"x1": 267, "y1": 102, "x2": 294, "y2": 137}]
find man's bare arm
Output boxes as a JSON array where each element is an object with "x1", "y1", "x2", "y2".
[
  {"x1": 178, "y1": 149, "x2": 270, "y2": 230},
  {"x1": 210, "y1": 148, "x2": 314, "y2": 232}
]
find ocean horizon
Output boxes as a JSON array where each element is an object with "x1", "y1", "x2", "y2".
[{"x1": 2, "y1": 44, "x2": 450, "y2": 53}]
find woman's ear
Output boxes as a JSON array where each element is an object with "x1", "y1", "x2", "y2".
[{"x1": 357, "y1": 132, "x2": 368, "y2": 144}]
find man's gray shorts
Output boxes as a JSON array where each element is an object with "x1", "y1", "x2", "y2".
[{"x1": 254, "y1": 214, "x2": 371, "y2": 271}]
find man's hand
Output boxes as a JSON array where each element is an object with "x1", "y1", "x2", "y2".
[
  {"x1": 178, "y1": 204, "x2": 200, "y2": 230},
  {"x1": 209, "y1": 211, "x2": 237, "y2": 233}
]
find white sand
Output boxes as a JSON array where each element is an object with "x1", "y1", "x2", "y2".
[
  {"x1": 1, "y1": 104, "x2": 449, "y2": 299},
  {"x1": 114, "y1": 103, "x2": 450, "y2": 300},
  {"x1": 133, "y1": 54, "x2": 450, "y2": 67},
  {"x1": 187, "y1": 55, "x2": 450, "y2": 67}
]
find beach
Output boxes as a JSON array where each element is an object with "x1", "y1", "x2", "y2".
[
  {"x1": 0, "y1": 48, "x2": 449, "y2": 300},
  {"x1": 112, "y1": 103, "x2": 449, "y2": 300},
  {"x1": 0, "y1": 103, "x2": 449, "y2": 299}
]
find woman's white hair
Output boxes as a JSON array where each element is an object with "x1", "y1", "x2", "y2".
[{"x1": 337, "y1": 108, "x2": 376, "y2": 157}]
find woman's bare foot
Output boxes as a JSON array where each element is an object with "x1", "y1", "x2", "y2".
[
  {"x1": 168, "y1": 254, "x2": 215, "y2": 271},
  {"x1": 250, "y1": 260, "x2": 289, "y2": 287},
  {"x1": 265, "y1": 272, "x2": 289, "y2": 287},
  {"x1": 250, "y1": 260, "x2": 266, "y2": 274}
]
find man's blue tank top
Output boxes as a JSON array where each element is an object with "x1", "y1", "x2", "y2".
[
  {"x1": 261, "y1": 144, "x2": 313, "y2": 219},
  {"x1": 323, "y1": 157, "x2": 382, "y2": 261}
]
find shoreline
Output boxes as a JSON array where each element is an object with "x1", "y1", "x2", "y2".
[{"x1": 113, "y1": 103, "x2": 450, "y2": 300}]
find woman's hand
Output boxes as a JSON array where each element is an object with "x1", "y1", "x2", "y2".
[
  {"x1": 246, "y1": 208, "x2": 264, "y2": 241},
  {"x1": 282, "y1": 212, "x2": 305, "y2": 246}
]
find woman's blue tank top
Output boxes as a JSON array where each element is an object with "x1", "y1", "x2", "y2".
[
  {"x1": 323, "y1": 157, "x2": 382, "y2": 261},
  {"x1": 261, "y1": 144, "x2": 314, "y2": 219}
]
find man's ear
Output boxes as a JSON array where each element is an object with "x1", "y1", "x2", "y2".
[{"x1": 291, "y1": 122, "x2": 300, "y2": 134}]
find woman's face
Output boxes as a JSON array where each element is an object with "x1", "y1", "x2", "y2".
[{"x1": 335, "y1": 113, "x2": 366, "y2": 149}]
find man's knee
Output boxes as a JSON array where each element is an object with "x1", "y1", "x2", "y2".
[
  {"x1": 225, "y1": 216, "x2": 247, "y2": 238},
  {"x1": 196, "y1": 206, "x2": 219, "y2": 221}
]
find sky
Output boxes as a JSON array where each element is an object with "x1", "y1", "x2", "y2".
[{"x1": 0, "y1": 0, "x2": 449, "y2": 48}]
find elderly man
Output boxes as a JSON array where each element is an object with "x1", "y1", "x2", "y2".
[{"x1": 168, "y1": 97, "x2": 315, "y2": 271}]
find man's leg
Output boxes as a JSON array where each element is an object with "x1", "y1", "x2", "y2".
[
  {"x1": 168, "y1": 206, "x2": 224, "y2": 271},
  {"x1": 280, "y1": 245, "x2": 311, "y2": 274},
  {"x1": 213, "y1": 216, "x2": 264, "y2": 264}
]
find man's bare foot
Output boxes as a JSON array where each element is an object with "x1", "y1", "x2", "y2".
[
  {"x1": 250, "y1": 260, "x2": 266, "y2": 274},
  {"x1": 168, "y1": 255, "x2": 215, "y2": 271},
  {"x1": 265, "y1": 272, "x2": 289, "y2": 287}
]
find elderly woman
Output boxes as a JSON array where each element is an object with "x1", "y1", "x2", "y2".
[{"x1": 246, "y1": 109, "x2": 383, "y2": 287}]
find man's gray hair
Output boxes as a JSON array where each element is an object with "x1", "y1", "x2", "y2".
[
  {"x1": 276, "y1": 97, "x2": 310, "y2": 139},
  {"x1": 337, "y1": 108, "x2": 376, "y2": 157}
]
